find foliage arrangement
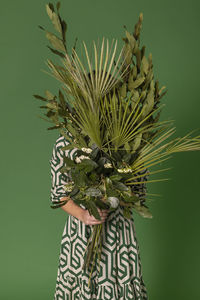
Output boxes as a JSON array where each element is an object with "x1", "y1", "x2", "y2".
[{"x1": 34, "y1": 1, "x2": 200, "y2": 287}]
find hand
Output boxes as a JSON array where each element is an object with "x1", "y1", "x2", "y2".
[{"x1": 81, "y1": 207, "x2": 109, "y2": 225}]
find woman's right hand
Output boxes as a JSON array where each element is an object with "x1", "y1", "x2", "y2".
[{"x1": 81, "y1": 207, "x2": 109, "y2": 225}]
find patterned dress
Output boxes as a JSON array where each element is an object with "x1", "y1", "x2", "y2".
[{"x1": 49, "y1": 133, "x2": 149, "y2": 300}]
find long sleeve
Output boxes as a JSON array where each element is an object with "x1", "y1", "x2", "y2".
[{"x1": 49, "y1": 134, "x2": 77, "y2": 208}]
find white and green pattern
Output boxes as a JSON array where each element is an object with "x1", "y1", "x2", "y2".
[{"x1": 50, "y1": 134, "x2": 149, "y2": 299}]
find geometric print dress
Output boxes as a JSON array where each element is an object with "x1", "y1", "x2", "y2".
[{"x1": 49, "y1": 133, "x2": 149, "y2": 300}]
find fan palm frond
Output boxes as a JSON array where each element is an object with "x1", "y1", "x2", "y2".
[
  {"x1": 62, "y1": 37, "x2": 131, "y2": 104},
  {"x1": 99, "y1": 87, "x2": 172, "y2": 150},
  {"x1": 43, "y1": 37, "x2": 132, "y2": 148},
  {"x1": 125, "y1": 126, "x2": 200, "y2": 186}
]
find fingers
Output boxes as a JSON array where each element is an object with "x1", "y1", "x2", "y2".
[
  {"x1": 91, "y1": 215, "x2": 106, "y2": 222},
  {"x1": 84, "y1": 208, "x2": 109, "y2": 225},
  {"x1": 97, "y1": 208, "x2": 108, "y2": 217},
  {"x1": 97, "y1": 208, "x2": 109, "y2": 215},
  {"x1": 94, "y1": 209, "x2": 109, "y2": 223}
]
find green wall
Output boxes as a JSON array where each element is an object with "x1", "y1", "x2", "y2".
[{"x1": 1, "y1": 0, "x2": 200, "y2": 299}]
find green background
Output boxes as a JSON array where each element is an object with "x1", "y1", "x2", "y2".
[{"x1": 1, "y1": 0, "x2": 200, "y2": 299}]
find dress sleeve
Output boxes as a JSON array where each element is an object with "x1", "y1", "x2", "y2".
[
  {"x1": 49, "y1": 134, "x2": 77, "y2": 209},
  {"x1": 130, "y1": 167, "x2": 150, "y2": 207}
]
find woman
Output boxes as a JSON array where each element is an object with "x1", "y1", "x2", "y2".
[{"x1": 50, "y1": 132, "x2": 149, "y2": 300}]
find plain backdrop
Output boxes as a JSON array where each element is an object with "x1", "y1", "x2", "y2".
[{"x1": 0, "y1": 0, "x2": 200, "y2": 299}]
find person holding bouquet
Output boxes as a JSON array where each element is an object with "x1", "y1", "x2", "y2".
[
  {"x1": 50, "y1": 132, "x2": 149, "y2": 299},
  {"x1": 35, "y1": 2, "x2": 200, "y2": 299}
]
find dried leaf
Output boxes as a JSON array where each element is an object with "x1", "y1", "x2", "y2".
[
  {"x1": 46, "y1": 102, "x2": 58, "y2": 109},
  {"x1": 135, "y1": 47, "x2": 141, "y2": 68},
  {"x1": 134, "y1": 12, "x2": 143, "y2": 40},
  {"x1": 48, "y1": 3, "x2": 55, "y2": 12},
  {"x1": 128, "y1": 69, "x2": 134, "y2": 90},
  {"x1": 141, "y1": 93, "x2": 154, "y2": 118},
  {"x1": 46, "y1": 110, "x2": 56, "y2": 118},
  {"x1": 132, "y1": 65, "x2": 137, "y2": 80},
  {"x1": 119, "y1": 83, "x2": 127, "y2": 98},
  {"x1": 133, "y1": 76, "x2": 145, "y2": 89},
  {"x1": 52, "y1": 12, "x2": 62, "y2": 33},
  {"x1": 47, "y1": 125, "x2": 62, "y2": 130},
  {"x1": 122, "y1": 42, "x2": 132, "y2": 65},
  {"x1": 148, "y1": 53, "x2": 153, "y2": 68},
  {"x1": 141, "y1": 55, "x2": 149, "y2": 75},
  {"x1": 38, "y1": 25, "x2": 45, "y2": 31},
  {"x1": 61, "y1": 20, "x2": 67, "y2": 42},
  {"x1": 125, "y1": 30, "x2": 136, "y2": 50},
  {"x1": 128, "y1": 75, "x2": 145, "y2": 90},
  {"x1": 47, "y1": 45, "x2": 65, "y2": 58},
  {"x1": 59, "y1": 89, "x2": 66, "y2": 107},
  {"x1": 56, "y1": 1, "x2": 61, "y2": 11},
  {"x1": 131, "y1": 132, "x2": 142, "y2": 152},
  {"x1": 131, "y1": 90, "x2": 140, "y2": 107},
  {"x1": 46, "y1": 4, "x2": 53, "y2": 20},
  {"x1": 133, "y1": 202, "x2": 153, "y2": 218},
  {"x1": 123, "y1": 207, "x2": 132, "y2": 219},
  {"x1": 45, "y1": 31, "x2": 65, "y2": 52},
  {"x1": 158, "y1": 85, "x2": 166, "y2": 96},
  {"x1": 33, "y1": 94, "x2": 47, "y2": 101},
  {"x1": 45, "y1": 90, "x2": 55, "y2": 100}
]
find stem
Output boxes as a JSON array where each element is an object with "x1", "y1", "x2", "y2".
[
  {"x1": 88, "y1": 224, "x2": 102, "y2": 288},
  {"x1": 97, "y1": 224, "x2": 103, "y2": 273}
]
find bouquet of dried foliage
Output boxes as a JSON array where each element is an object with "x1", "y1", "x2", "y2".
[{"x1": 34, "y1": 1, "x2": 200, "y2": 287}]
